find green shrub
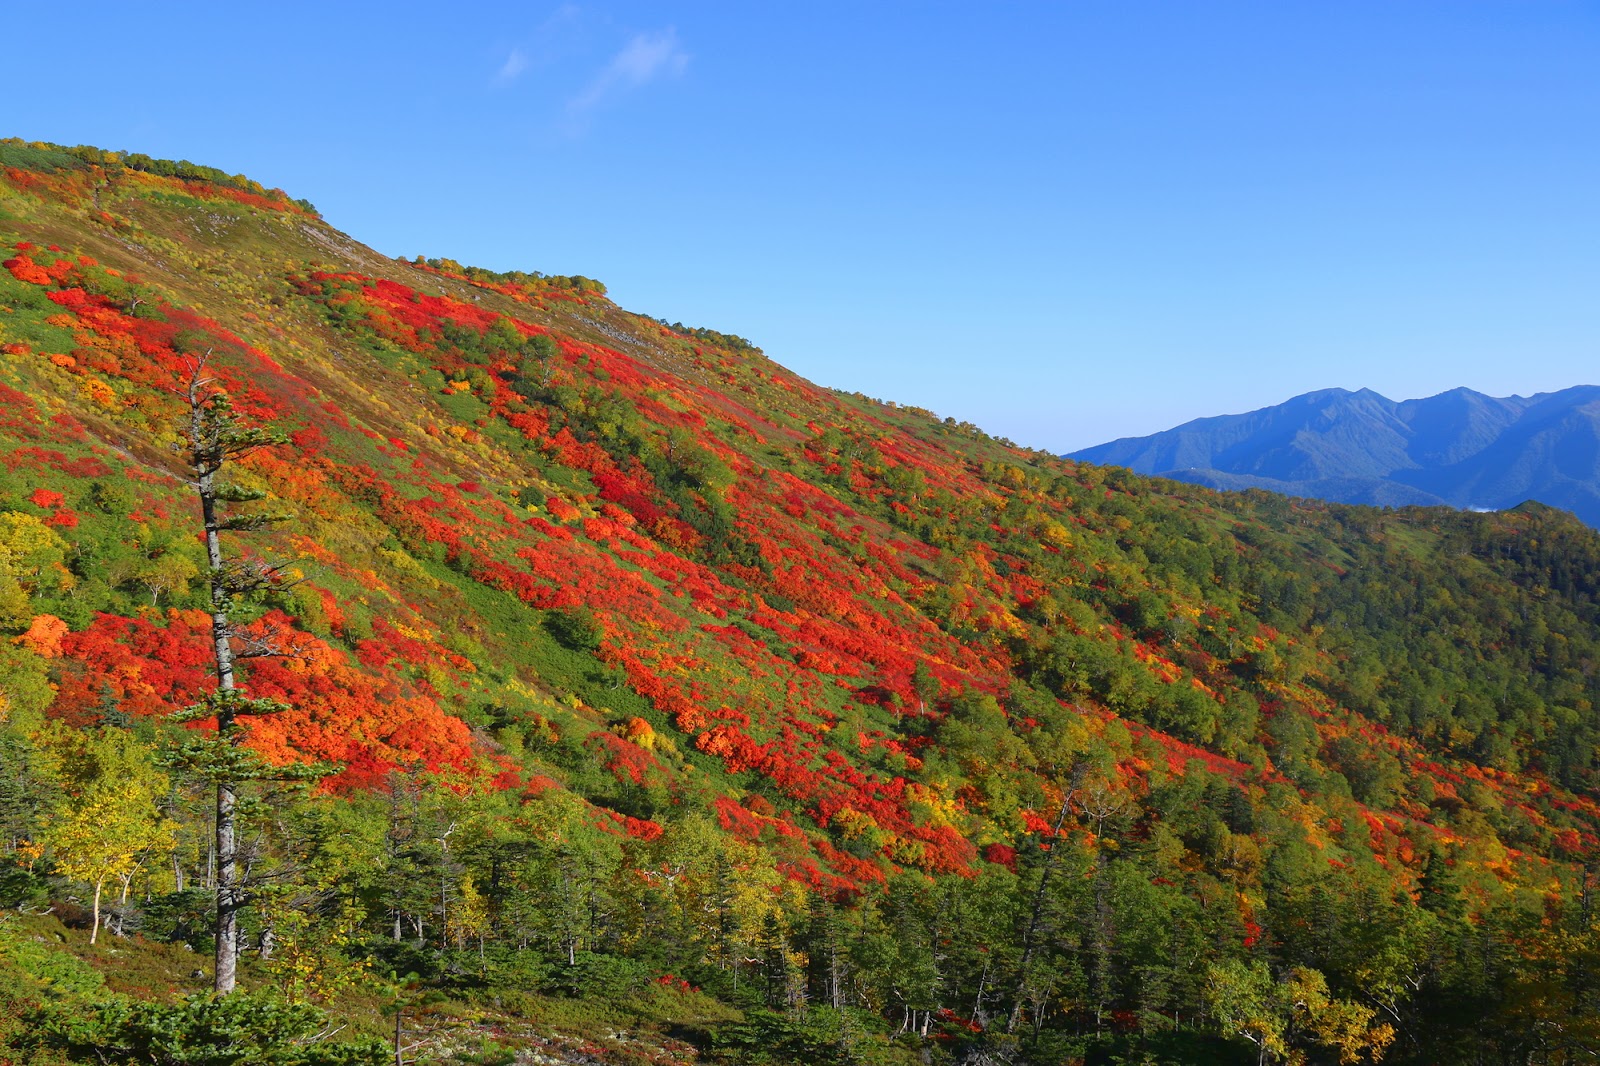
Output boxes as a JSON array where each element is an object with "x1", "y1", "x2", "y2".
[
  {"x1": 544, "y1": 606, "x2": 602, "y2": 651},
  {"x1": 19, "y1": 990, "x2": 388, "y2": 1065}
]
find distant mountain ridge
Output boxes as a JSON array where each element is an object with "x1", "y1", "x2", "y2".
[{"x1": 1069, "y1": 385, "x2": 1600, "y2": 527}]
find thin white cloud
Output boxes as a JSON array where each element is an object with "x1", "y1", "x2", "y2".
[
  {"x1": 496, "y1": 47, "x2": 530, "y2": 85},
  {"x1": 568, "y1": 27, "x2": 689, "y2": 116},
  {"x1": 493, "y1": 5, "x2": 582, "y2": 87}
]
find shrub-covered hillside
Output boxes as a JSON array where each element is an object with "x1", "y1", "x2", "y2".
[{"x1": 1, "y1": 139, "x2": 1598, "y2": 1065}]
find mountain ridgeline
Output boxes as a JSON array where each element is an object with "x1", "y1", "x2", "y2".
[
  {"x1": 1071, "y1": 385, "x2": 1600, "y2": 527},
  {"x1": 2, "y1": 140, "x2": 1600, "y2": 1065}
]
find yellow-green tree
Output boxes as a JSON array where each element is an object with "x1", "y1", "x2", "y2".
[
  {"x1": 0, "y1": 511, "x2": 71, "y2": 628},
  {"x1": 1205, "y1": 959, "x2": 1395, "y2": 1065},
  {"x1": 256, "y1": 893, "x2": 371, "y2": 1005},
  {"x1": 37, "y1": 728, "x2": 175, "y2": 945}
]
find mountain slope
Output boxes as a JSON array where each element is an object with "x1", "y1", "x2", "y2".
[
  {"x1": 3, "y1": 140, "x2": 1600, "y2": 1065},
  {"x1": 1071, "y1": 385, "x2": 1600, "y2": 525}
]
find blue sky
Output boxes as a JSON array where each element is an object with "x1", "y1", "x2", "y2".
[{"x1": 4, "y1": 2, "x2": 1597, "y2": 452}]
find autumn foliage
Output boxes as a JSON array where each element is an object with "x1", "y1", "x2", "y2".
[{"x1": 2, "y1": 140, "x2": 1600, "y2": 1065}]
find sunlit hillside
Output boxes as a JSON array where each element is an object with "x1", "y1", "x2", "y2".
[{"x1": 2, "y1": 140, "x2": 1598, "y2": 1065}]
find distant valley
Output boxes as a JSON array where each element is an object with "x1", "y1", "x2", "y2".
[{"x1": 1070, "y1": 385, "x2": 1600, "y2": 527}]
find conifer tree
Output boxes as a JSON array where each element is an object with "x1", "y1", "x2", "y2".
[{"x1": 159, "y1": 349, "x2": 307, "y2": 995}]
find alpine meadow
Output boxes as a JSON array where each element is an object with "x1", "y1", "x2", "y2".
[{"x1": 2, "y1": 141, "x2": 1600, "y2": 1066}]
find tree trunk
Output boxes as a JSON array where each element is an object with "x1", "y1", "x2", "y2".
[
  {"x1": 90, "y1": 878, "x2": 104, "y2": 945},
  {"x1": 196, "y1": 381, "x2": 240, "y2": 997},
  {"x1": 215, "y1": 779, "x2": 239, "y2": 994}
]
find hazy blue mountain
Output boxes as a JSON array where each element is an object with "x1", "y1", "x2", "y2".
[{"x1": 1070, "y1": 386, "x2": 1600, "y2": 527}]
